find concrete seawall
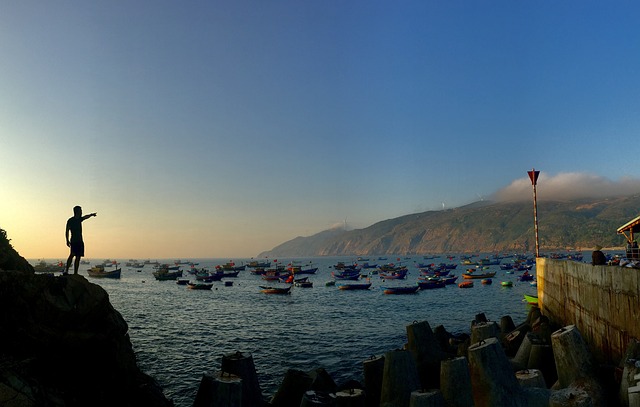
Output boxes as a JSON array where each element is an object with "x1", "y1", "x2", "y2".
[{"x1": 537, "y1": 257, "x2": 640, "y2": 365}]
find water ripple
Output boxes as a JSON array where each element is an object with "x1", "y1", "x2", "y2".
[{"x1": 96, "y1": 256, "x2": 538, "y2": 407}]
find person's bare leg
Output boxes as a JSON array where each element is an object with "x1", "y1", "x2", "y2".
[
  {"x1": 74, "y1": 257, "x2": 81, "y2": 274},
  {"x1": 65, "y1": 255, "x2": 73, "y2": 274}
]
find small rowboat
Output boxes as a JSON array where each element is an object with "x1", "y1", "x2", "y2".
[
  {"x1": 481, "y1": 278, "x2": 492, "y2": 285},
  {"x1": 338, "y1": 282, "x2": 372, "y2": 290},
  {"x1": 462, "y1": 271, "x2": 496, "y2": 279},
  {"x1": 260, "y1": 285, "x2": 292, "y2": 294},
  {"x1": 523, "y1": 294, "x2": 539, "y2": 305},
  {"x1": 187, "y1": 282, "x2": 213, "y2": 290},
  {"x1": 501, "y1": 281, "x2": 513, "y2": 287},
  {"x1": 382, "y1": 286, "x2": 419, "y2": 295},
  {"x1": 458, "y1": 281, "x2": 474, "y2": 288}
]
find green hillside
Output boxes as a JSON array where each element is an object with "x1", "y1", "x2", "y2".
[{"x1": 258, "y1": 195, "x2": 640, "y2": 257}]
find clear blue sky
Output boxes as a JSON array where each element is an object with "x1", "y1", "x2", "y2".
[{"x1": 2, "y1": 1, "x2": 640, "y2": 258}]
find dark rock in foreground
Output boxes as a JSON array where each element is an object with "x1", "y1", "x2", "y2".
[
  {"x1": 0, "y1": 228, "x2": 34, "y2": 273},
  {"x1": 0, "y1": 271, "x2": 173, "y2": 407}
]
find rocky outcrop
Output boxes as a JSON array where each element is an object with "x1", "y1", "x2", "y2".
[
  {"x1": 0, "y1": 271, "x2": 173, "y2": 407},
  {"x1": 0, "y1": 228, "x2": 34, "y2": 273}
]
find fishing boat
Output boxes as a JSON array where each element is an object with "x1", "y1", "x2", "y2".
[
  {"x1": 517, "y1": 272, "x2": 534, "y2": 282},
  {"x1": 216, "y1": 262, "x2": 246, "y2": 272},
  {"x1": 462, "y1": 271, "x2": 496, "y2": 279},
  {"x1": 382, "y1": 285, "x2": 419, "y2": 295},
  {"x1": 249, "y1": 267, "x2": 267, "y2": 275},
  {"x1": 417, "y1": 280, "x2": 445, "y2": 289},
  {"x1": 501, "y1": 281, "x2": 513, "y2": 287},
  {"x1": 429, "y1": 269, "x2": 451, "y2": 277},
  {"x1": 380, "y1": 272, "x2": 408, "y2": 280},
  {"x1": 195, "y1": 271, "x2": 223, "y2": 282},
  {"x1": 262, "y1": 273, "x2": 285, "y2": 281},
  {"x1": 360, "y1": 262, "x2": 378, "y2": 269},
  {"x1": 176, "y1": 279, "x2": 189, "y2": 285},
  {"x1": 332, "y1": 270, "x2": 361, "y2": 280},
  {"x1": 458, "y1": 281, "x2": 474, "y2": 288},
  {"x1": 379, "y1": 266, "x2": 409, "y2": 280},
  {"x1": 34, "y1": 260, "x2": 65, "y2": 273},
  {"x1": 247, "y1": 260, "x2": 271, "y2": 268},
  {"x1": 378, "y1": 264, "x2": 408, "y2": 273},
  {"x1": 440, "y1": 275, "x2": 458, "y2": 285},
  {"x1": 294, "y1": 277, "x2": 313, "y2": 288},
  {"x1": 333, "y1": 262, "x2": 359, "y2": 271},
  {"x1": 259, "y1": 285, "x2": 292, "y2": 294},
  {"x1": 187, "y1": 282, "x2": 213, "y2": 290},
  {"x1": 481, "y1": 278, "x2": 493, "y2": 285},
  {"x1": 523, "y1": 294, "x2": 539, "y2": 305},
  {"x1": 295, "y1": 267, "x2": 318, "y2": 275},
  {"x1": 337, "y1": 282, "x2": 372, "y2": 290},
  {"x1": 87, "y1": 265, "x2": 121, "y2": 279},
  {"x1": 477, "y1": 258, "x2": 501, "y2": 266},
  {"x1": 153, "y1": 267, "x2": 182, "y2": 281},
  {"x1": 154, "y1": 263, "x2": 180, "y2": 271},
  {"x1": 287, "y1": 262, "x2": 318, "y2": 275}
]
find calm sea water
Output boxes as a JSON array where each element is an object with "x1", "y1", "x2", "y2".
[{"x1": 45, "y1": 255, "x2": 548, "y2": 406}]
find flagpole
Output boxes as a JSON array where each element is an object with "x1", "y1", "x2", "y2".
[{"x1": 528, "y1": 168, "x2": 541, "y2": 258}]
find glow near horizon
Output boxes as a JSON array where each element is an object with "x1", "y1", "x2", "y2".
[{"x1": 2, "y1": 2, "x2": 640, "y2": 259}]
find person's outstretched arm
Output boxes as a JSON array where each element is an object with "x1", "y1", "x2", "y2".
[{"x1": 81, "y1": 212, "x2": 97, "y2": 221}]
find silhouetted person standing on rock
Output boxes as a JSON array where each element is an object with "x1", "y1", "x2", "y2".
[{"x1": 64, "y1": 206, "x2": 97, "y2": 275}]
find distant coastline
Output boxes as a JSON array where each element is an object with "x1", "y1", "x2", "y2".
[{"x1": 259, "y1": 196, "x2": 638, "y2": 258}]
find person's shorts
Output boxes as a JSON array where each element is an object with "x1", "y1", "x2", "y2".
[{"x1": 70, "y1": 241, "x2": 85, "y2": 257}]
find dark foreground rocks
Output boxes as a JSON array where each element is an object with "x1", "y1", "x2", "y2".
[{"x1": 0, "y1": 271, "x2": 173, "y2": 407}]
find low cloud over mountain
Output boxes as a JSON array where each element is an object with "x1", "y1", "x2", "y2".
[{"x1": 492, "y1": 172, "x2": 640, "y2": 202}]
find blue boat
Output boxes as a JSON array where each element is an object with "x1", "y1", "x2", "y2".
[
  {"x1": 332, "y1": 270, "x2": 361, "y2": 280},
  {"x1": 417, "y1": 280, "x2": 445, "y2": 289}
]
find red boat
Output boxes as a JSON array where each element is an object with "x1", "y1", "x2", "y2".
[{"x1": 382, "y1": 285, "x2": 419, "y2": 294}]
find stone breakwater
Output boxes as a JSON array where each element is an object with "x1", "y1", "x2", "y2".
[
  {"x1": 195, "y1": 307, "x2": 628, "y2": 406},
  {"x1": 0, "y1": 271, "x2": 173, "y2": 407}
]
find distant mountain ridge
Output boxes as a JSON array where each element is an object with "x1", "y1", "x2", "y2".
[{"x1": 258, "y1": 195, "x2": 640, "y2": 257}]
